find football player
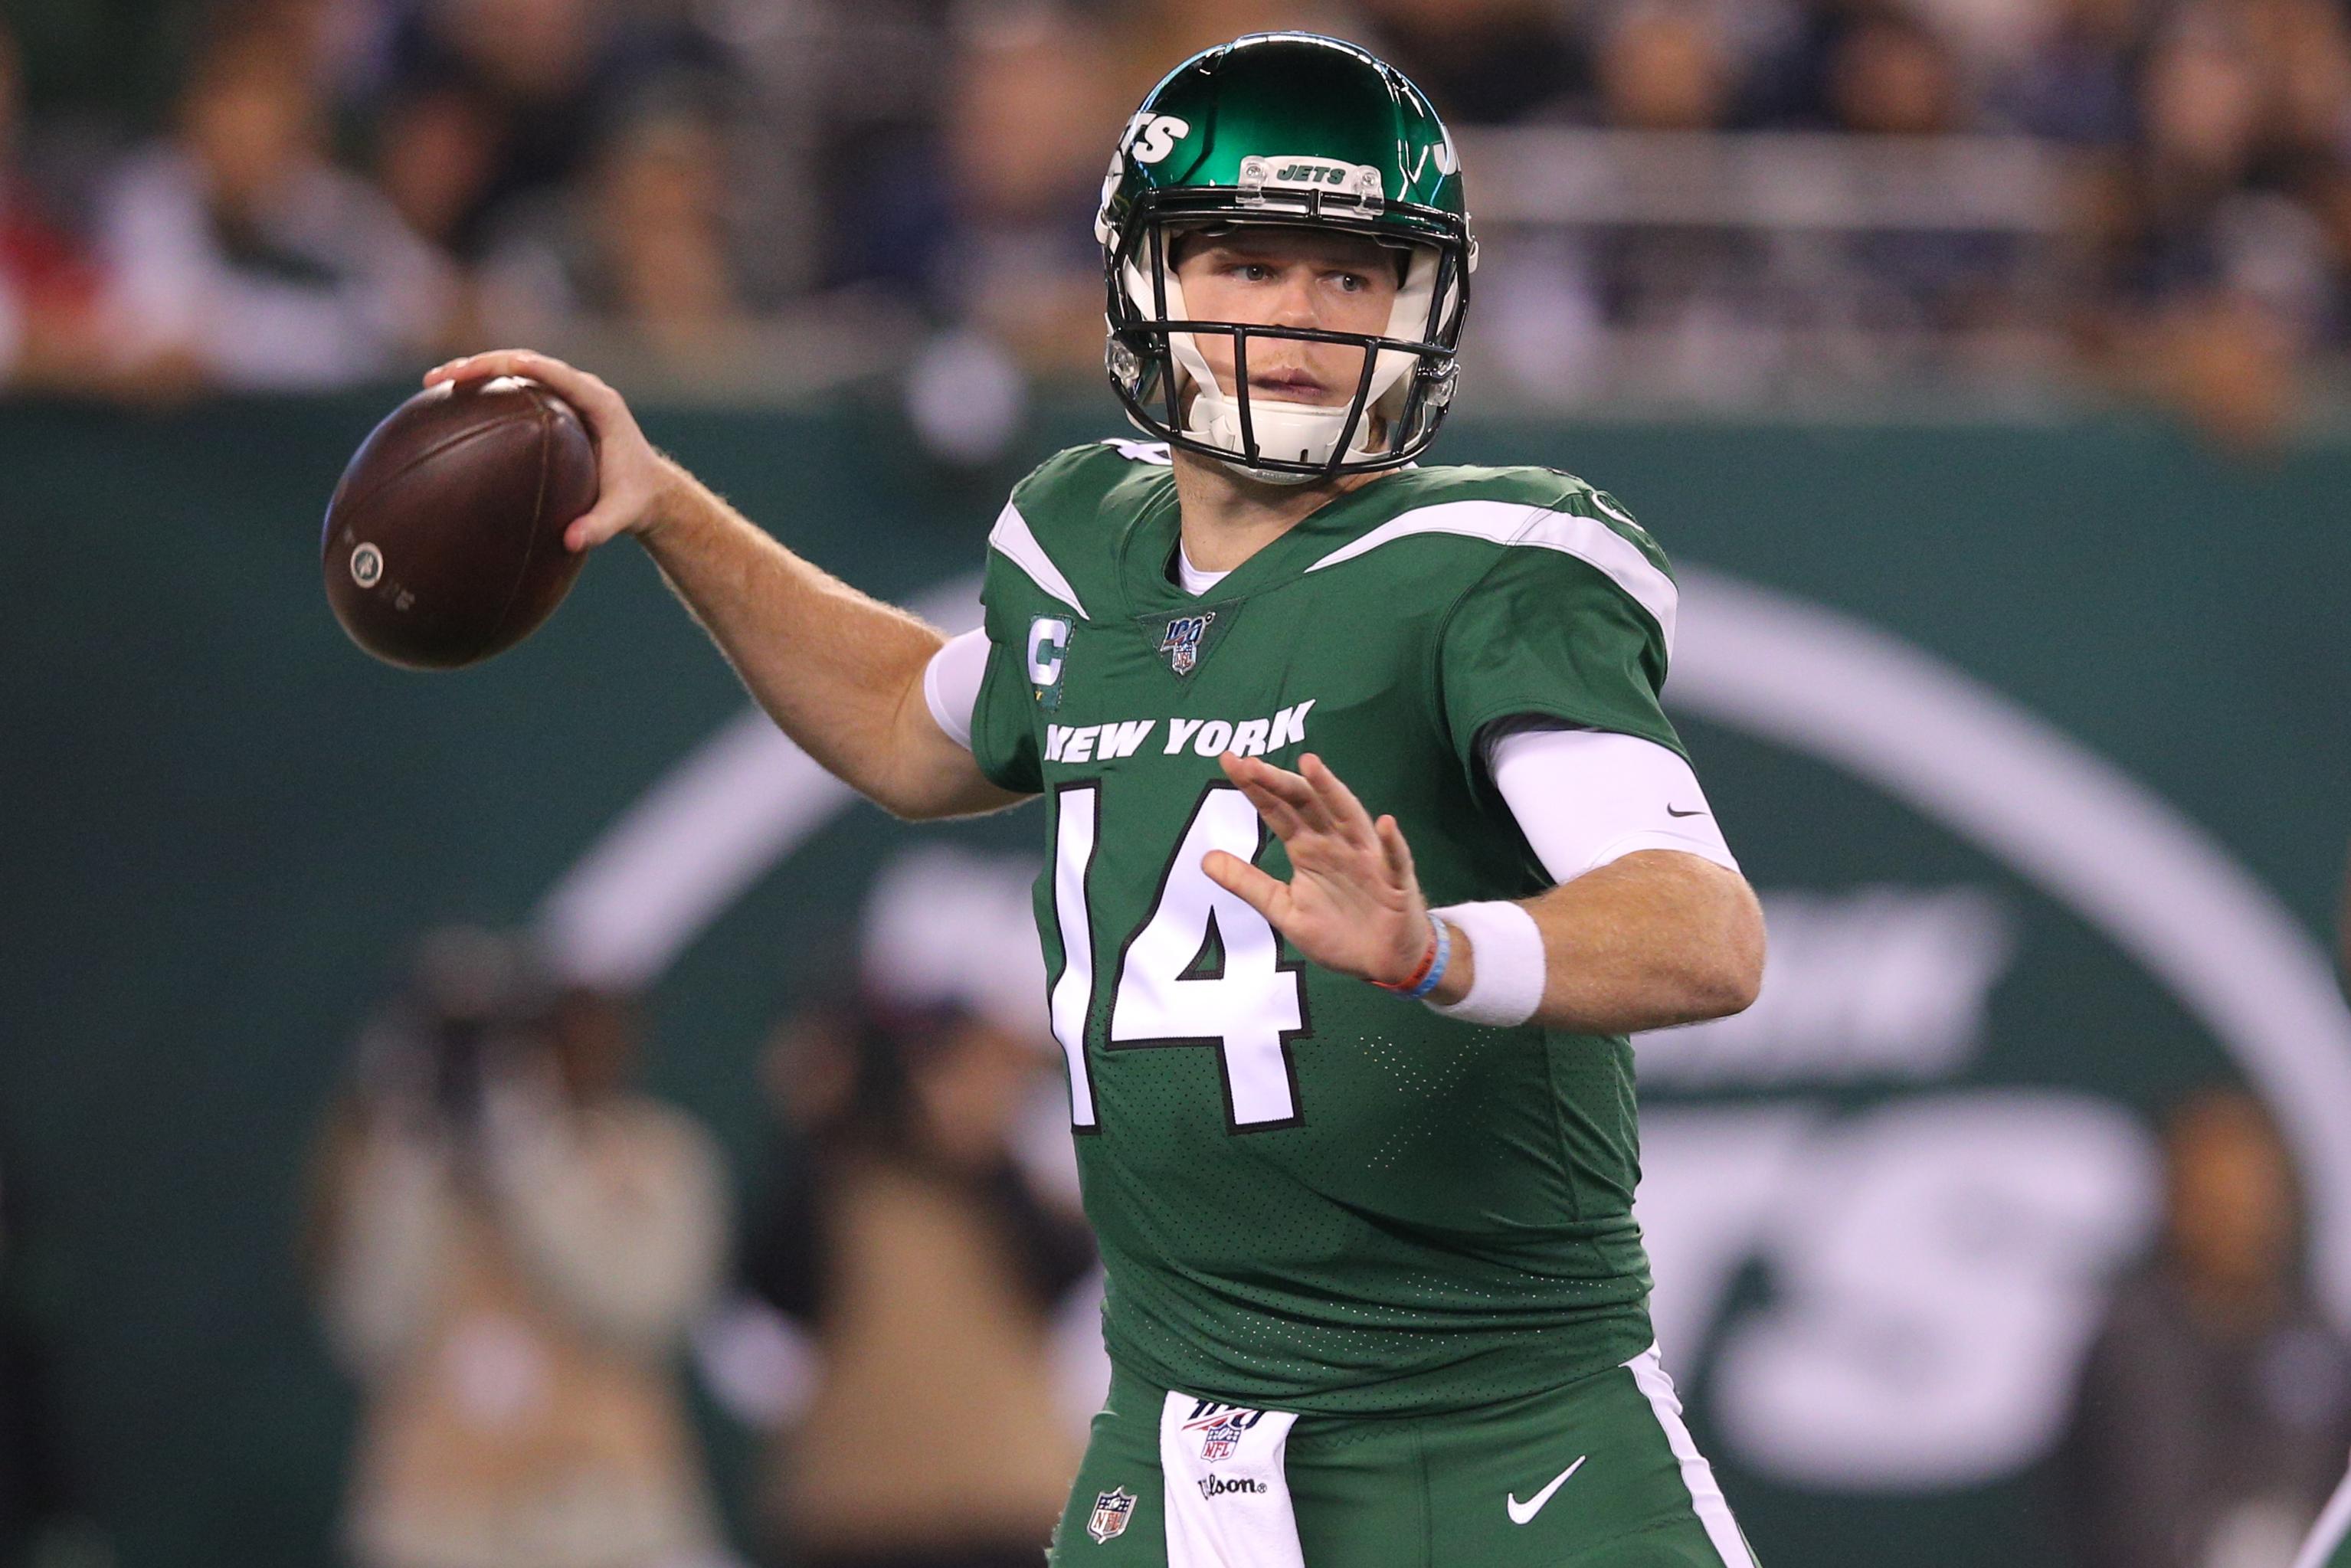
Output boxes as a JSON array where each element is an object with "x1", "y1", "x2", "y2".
[{"x1": 430, "y1": 32, "x2": 1767, "y2": 1567}]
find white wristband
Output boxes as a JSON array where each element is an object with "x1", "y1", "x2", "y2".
[{"x1": 1426, "y1": 901, "x2": 1546, "y2": 1027}]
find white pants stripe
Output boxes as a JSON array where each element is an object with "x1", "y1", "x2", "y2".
[{"x1": 1624, "y1": 1344, "x2": 1758, "y2": 1568}]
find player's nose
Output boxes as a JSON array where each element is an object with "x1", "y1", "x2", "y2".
[{"x1": 1268, "y1": 267, "x2": 1321, "y2": 328}]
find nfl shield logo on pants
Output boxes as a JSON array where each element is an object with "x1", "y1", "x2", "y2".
[{"x1": 1088, "y1": 1487, "x2": 1136, "y2": 1543}]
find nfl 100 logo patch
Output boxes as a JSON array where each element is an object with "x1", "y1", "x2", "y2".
[
  {"x1": 1159, "y1": 611, "x2": 1214, "y2": 676},
  {"x1": 1087, "y1": 1487, "x2": 1136, "y2": 1543},
  {"x1": 1180, "y1": 1399, "x2": 1265, "y2": 1462}
]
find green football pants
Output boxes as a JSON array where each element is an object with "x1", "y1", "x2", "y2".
[{"x1": 1050, "y1": 1345, "x2": 1760, "y2": 1567}]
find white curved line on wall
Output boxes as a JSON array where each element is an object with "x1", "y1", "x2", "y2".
[
  {"x1": 1669, "y1": 567, "x2": 2351, "y2": 1323},
  {"x1": 534, "y1": 579, "x2": 982, "y2": 987}
]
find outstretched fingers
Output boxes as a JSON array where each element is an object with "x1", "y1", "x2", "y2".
[
  {"x1": 1222, "y1": 760, "x2": 1305, "y2": 840},
  {"x1": 1300, "y1": 753, "x2": 1380, "y2": 849},
  {"x1": 1220, "y1": 753, "x2": 1328, "y2": 835},
  {"x1": 1202, "y1": 849, "x2": 1288, "y2": 925},
  {"x1": 1375, "y1": 813, "x2": 1418, "y2": 892}
]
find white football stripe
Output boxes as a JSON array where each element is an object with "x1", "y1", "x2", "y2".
[
  {"x1": 1626, "y1": 1344, "x2": 1759, "y2": 1567},
  {"x1": 988, "y1": 500, "x2": 1089, "y2": 617},
  {"x1": 1305, "y1": 499, "x2": 1677, "y2": 653}
]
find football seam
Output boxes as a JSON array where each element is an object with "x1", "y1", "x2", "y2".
[
  {"x1": 468, "y1": 393, "x2": 563, "y2": 663},
  {"x1": 325, "y1": 411, "x2": 538, "y2": 546}
]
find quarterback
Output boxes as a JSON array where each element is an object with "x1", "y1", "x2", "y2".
[{"x1": 431, "y1": 32, "x2": 1767, "y2": 1568}]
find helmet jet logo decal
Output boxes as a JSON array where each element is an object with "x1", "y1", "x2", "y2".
[
  {"x1": 1125, "y1": 113, "x2": 1191, "y2": 165},
  {"x1": 1095, "y1": 32, "x2": 1476, "y2": 483},
  {"x1": 1404, "y1": 135, "x2": 1459, "y2": 182}
]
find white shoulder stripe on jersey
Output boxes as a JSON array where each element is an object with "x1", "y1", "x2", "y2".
[
  {"x1": 1099, "y1": 437, "x2": 1173, "y2": 465},
  {"x1": 987, "y1": 500, "x2": 1089, "y2": 618},
  {"x1": 1303, "y1": 499, "x2": 1678, "y2": 653}
]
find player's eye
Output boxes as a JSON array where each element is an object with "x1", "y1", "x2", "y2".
[{"x1": 1331, "y1": 271, "x2": 1367, "y2": 292}]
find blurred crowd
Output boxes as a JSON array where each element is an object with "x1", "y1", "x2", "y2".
[
  {"x1": 293, "y1": 905, "x2": 1099, "y2": 1568},
  {"x1": 267, "y1": 924, "x2": 2351, "y2": 1568},
  {"x1": 13, "y1": 892, "x2": 2351, "y2": 1568},
  {"x1": 0, "y1": 0, "x2": 2349, "y2": 434},
  {"x1": 305, "y1": 933, "x2": 734, "y2": 1568},
  {"x1": 2060, "y1": 1087, "x2": 2351, "y2": 1568}
]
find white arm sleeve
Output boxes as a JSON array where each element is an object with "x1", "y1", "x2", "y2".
[
  {"x1": 1486, "y1": 726, "x2": 1740, "y2": 883},
  {"x1": 922, "y1": 627, "x2": 990, "y2": 751}
]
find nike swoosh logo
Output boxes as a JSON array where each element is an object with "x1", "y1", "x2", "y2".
[
  {"x1": 1506, "y1": 1455, "x2": 1587, "y2": 1524},
  {"x1": 1665, "y1": 805, "x2": 1706, "y2": 818}
]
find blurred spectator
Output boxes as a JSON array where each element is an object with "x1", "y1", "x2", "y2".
[
  {"x1": 1826, "y1": 11, "x2": 1967, "y2": 136},
  {"x1": 2058, "y1": 1086, "x2": 2351, "y2": 1568},
  {"x1": 1595, "y1": 2, "x2": 1737, "y2": 132},
  {"x1": 477, "y1": 100, "x2": 751, "y2": 368},
  {"x1": 933, "y1": 5, "x2": 1124, "y2": 372},
  {"x1": 0, "y1": 19, "x2": 112, "y2": 396},
  {"x1": 740, "y1": 999, "x2": 1093, "y2": 1568},
  {"x1": 309, "y1": 931, "x2": 729, "y2": 1568},
  {"x1": 95, "y1": 12, "x2": 455, "y2": 391},
  {"x1": 1363, "y1": 0, "x2": 1587, "y2": 124},
  {"x1": 1994, "y1": 0, "x2": 2146, "y2": 145},
  {"x1": 4, "y1": 0, "x2": 2351, "y2": 415},
  {"x1": 363, "y1": 0, "x2": 728, "y2": 263},
  {"x1": 2076, "y1": 11, "x2": 2346, "y2": 443}
]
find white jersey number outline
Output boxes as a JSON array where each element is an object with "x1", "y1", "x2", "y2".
[{"x1": 1049, "y1": 784, "x2": 1308, "y2": 1132}]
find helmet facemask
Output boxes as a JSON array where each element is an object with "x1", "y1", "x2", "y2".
[{"x1": 1105, "y1": 196, "x2": 1471, "y2": 483}]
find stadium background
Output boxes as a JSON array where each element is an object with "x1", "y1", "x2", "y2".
[{"x1": 5, "y1": 2, "x2": 2351, "y2": 1567}]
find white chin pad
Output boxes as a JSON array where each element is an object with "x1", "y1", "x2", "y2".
[
  {"x1": 1192, "y1": 396, "x2": 1361, "y2": 477},
  {"x1": 1121, "y1": 238, "x2": 1442, "y2": 476}
]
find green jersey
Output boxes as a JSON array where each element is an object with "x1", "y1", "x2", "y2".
[{"x1": 969, "y1": 439, "x2": 1685, "y2": 1416}]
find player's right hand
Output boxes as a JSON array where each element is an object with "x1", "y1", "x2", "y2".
[{"x1": 423, "y1": 349, "x2": 683, "y2": 554}]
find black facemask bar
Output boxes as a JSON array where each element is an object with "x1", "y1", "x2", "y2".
[{"x1": 1104, "y1": 193, "x2": 1473, "y2": 480}]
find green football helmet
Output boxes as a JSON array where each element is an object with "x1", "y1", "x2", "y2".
[{"x1": 1094, "y1": 33, "x2": 1476, "y2": 481}]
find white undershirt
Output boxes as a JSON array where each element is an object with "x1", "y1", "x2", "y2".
[
  {"x1": 1177, "y1": 543, "x2": 1229, "y2": 597},
  {"x1": 921, "y1": 627, "x2": 1737, "y2": 881}
]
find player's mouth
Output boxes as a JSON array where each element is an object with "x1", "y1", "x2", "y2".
[{"x1": 1248, "y1": 369, "x2": 1331, "y2": 401}]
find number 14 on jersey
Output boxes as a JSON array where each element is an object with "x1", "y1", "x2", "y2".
[{"x1": 1050, "y1": 784, "x2": 1311, "y2": 1133}]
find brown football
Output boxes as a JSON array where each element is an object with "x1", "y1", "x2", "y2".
[{"x1": 322, "y1": 376, "x2": 600, "y2": 669}]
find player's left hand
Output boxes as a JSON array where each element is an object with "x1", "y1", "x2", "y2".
[{"x1": 1204, "y1": 751, "x2": 1434, "y2": 987}]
